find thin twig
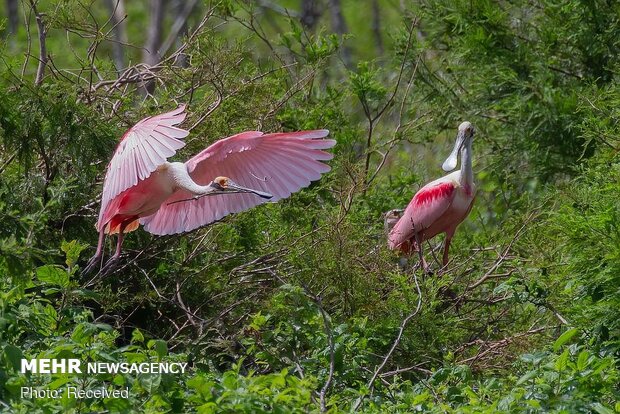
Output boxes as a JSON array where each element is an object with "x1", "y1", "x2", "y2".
[
  {"x1": 318, "y1": 298, "x2": 335, "y2": 412},
  {"x1": 362, "y1": 18, "x2": 418, "y2": 186},
  {"x1": 352, "y1": 271, "x2": 423, "y2": 411}
]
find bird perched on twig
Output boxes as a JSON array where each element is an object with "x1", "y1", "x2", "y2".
[
  {"x1": 387, "y1": 122, "x2": 476, "y2": 273},
  {"x1": 84, "y1": 105, "x2": 335, "y2": 275}
]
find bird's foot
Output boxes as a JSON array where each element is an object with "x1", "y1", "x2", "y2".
[
  {"x1": 82, "y1": 256, "x2": 121, "y2": 287},
  {"x1": 421, "y1": 260, "x2": 434, "y2": 277},
  {"x1": 100, "y1": 255, "x2": 121, "y2": 276},
  {"x1": 82, "y1": 254, "x2": 103, "y2": 277}
]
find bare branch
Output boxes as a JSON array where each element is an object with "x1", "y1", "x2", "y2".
[
  {"x1": 159, "y1": 0, "x2": 200, "y2": 58},
  {"x1": 28, "y1": 0, "x2": 48, "y2": 86},
  {"x1": 105, "y1": 0, "x2": 128, "y2": 72},
  {"x1": 353, "y1": 271, "x2": 423, "y2": 411},
  {"x1": 362, "y1": 19, "x2": 418, "y2": 188}
]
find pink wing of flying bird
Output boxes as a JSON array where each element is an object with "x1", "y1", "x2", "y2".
[
  {"x1": 97, "y1": 105, "x2": 189, "y2": 232},
  {"x1": 140, "y1": 130, "x2": 336, "y2": 235},
  {"x1": 388, "y1": 179, "x2": 456, "y2": 253}
]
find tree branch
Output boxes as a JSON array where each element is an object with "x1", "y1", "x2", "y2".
[
  {"x1": 353, "y1": 271, "x2": 423, "y2": 411},
  {"x1": 29, "y1": 0, "x2": 48, "y2": 86}
]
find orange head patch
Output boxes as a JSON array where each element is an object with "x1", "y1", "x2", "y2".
[{"x1": 213, "y1": 176, "x2": 230, "y2": 188}]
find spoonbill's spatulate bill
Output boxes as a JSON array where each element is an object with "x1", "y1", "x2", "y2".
[
  {"x1": 388, "y1": 122, "x2": 476, "y2": 272},
  {"x1": 85, "y1": 105, "x2": 335, "y2": 274}
]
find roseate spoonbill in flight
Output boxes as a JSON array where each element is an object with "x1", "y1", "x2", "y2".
[
  {"x1": 84, "y1": 105, "x2": 335, "y2": 274},
  {"x1": 388, "y1": 121, "x2": 476, "y2": 272}
]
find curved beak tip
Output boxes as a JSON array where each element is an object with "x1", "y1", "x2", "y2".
[
  {"x1": 442, "y1": 129, "x2": 466, "y2": 171},
  {"x1": 442, "y1": 157, "x2": 457, "y2": 172},
  {"x1": 239, "y1": 186, "x2": 273, "y2": 200}
]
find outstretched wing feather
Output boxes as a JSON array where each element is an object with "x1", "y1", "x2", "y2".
[
  {"x1": 97, "y1": 105, "x2": 189, "y2": 230},
  {"x1": 140, "y1": 130, "x2": 335, "y2": 235}
]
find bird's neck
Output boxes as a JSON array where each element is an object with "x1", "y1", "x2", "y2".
[
  {"x1": 181, "y1": 180, "x2": 212, "y2": 195},
  {"x1": 459, "y1": 140, "x2": 474, "y2": 190},
  {"x1": 168, "y1": 162, "x2": 212, "y2": 195}
]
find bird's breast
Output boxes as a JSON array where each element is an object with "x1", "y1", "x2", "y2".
[
  {"x1": 451, "y1": 183, "x2": 476, "y2": 216},
  {"x1": 112, "y1": 170, "x2": 177, "y2": 217}
]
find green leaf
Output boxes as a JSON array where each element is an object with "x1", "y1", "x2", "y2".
[
  {"x1": 61, "y1": 240, "x2": 88, "y2": 268},
  {"x1": 132, "y1": 329, "x2": 144, "y2": 344},
  {"x1": 553, "y1": 328, "x2": 578, "y2": 351},
  {"x1": 188, "y1": 375, "x2": 213, "y2": 397},
  {"x1": 105, "y1": 398, "x2": 131, "y2": 412},
  {"x1": 576, "y1": 350, "x2": 589, "y2": 371},
  {"x1": 49, "y1": 376, "x2": 72, "y2": 390},
  {"x1": 139, "y1": 373, "x2": 161, "y2": 393},
  {"x1": 148, "y1": 339, "x2": 167, "y2": 359},
  {"x1": 4, "y1": 345, "x2": 23, "y2": 371},
  {"x1": 555, "y1": 348, "x2": 569, "y2": 372},
  {"x1": 36, "y1": 265, "x2": 69, "y2": 288},
  {"x1": 591, "y1": 402, "x2": 614, "y2": 414},
  {"x1": 516, "y1": 370, "x2": 538, "y2": 385}
]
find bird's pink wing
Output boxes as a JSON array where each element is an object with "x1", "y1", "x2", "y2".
[
  {"x1": 97, "y1": 105, "x2": 189, "y2": 230},
  {"x1": 140, "y1": 130, "x2": 335, "y2": 235},
  {"x1": 388, "y1": 180, "x2": 456, "y2": 250}
]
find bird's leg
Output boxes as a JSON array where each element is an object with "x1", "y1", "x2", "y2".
[
  {"x1": 414, "y1": 233, "x2": 430, "y2": 275},
  {"x1": 436, "y1": 231, "x2": 458, "y2": 301},
  {"x1": 114, "y1": 230, "x2": 125, "y2": 258},
  {"x1": 100, "y1": 226, "x2": 126, "y2": 275},
  {"x1": 442, "y1": 235, "x2": 453, "y2": 269},
  {"x1": 82, "y1": 228, "x2": 106, "y2": 275}
]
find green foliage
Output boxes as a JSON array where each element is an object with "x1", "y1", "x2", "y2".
[
  {"x1": 409, "y1": 0, "x2": 620, "y2": 182},
  {"x1": 534, "y1": 162, "x2": 620, "y2": 353},
  {"x1": 361, "y1": 347, "x2": 618, "y2": 413},
  {"x1": 188, "y1": 367, "x2": 315, "y2": 413},
  {"x1": 349, "y1": 62, "x2": 388, "y2": 113}
]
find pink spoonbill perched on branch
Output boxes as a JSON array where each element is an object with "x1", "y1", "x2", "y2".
[
  {"x1": 388, "y1": 121, "x2": 476, "y2": 272},
  {"x1": 84, "y1": 105, "x2": 335, "y2": 274}
]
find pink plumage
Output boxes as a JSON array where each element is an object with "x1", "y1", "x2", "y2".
[
  {"x1": 98, "y1": 105, "x2": 189, "y2": 232},
  {"x1": 388, "y1": 181, "x2": 457, "y2": 254},
  {"x1": 84, "y1": 105, "x2": 335, "y2": 274},
  {"x1": 388, "y1": 121, "x2": 477, "y2": 271},
  {"x1": 141, "y1": 130, "x2": 335, "y2": 235}
]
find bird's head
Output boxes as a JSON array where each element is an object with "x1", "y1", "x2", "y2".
[
  {"x1": 208, "y1": 176, "x2": 273, "y2": 199},
  {"x1": 442, "y1": 121, "x2": 475, "y2": 172},
  {"x1": 384, "y1": 209, "x2": 404, "y2": 220},
  {"x1": 383, "y1": 209, "x2": 404, "y2": 234}
]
